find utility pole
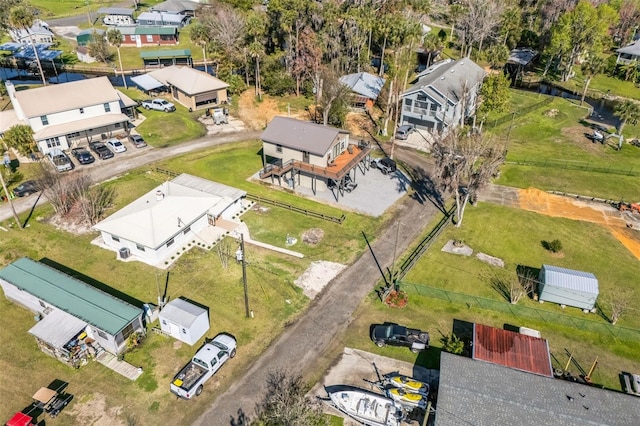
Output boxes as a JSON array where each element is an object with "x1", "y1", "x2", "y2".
[
  {"x1": 389, "y1": 222, "x2": 400, "y2": 288},
  {"x1": 240, "y1": 234, "x2": 250, "y2": 318}
]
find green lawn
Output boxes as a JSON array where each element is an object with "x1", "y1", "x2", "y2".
[
  {"x1": 31, "y1": 0, "x2": 166, "y2": 19},
  {"x1": 555, "y1": 68, "x2": 640, "y2": 102},
  {"x1": 342, "y1": 202, "x2": 640, "y2": 391},
  {"x1": 0, "y1": 142, "x2": 386, "y2": 424},
  {"x1": 488, "y1": 91, "x2": 640, "y2": 199}
]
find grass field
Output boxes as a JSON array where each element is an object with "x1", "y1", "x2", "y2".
[{"x1": 488, "y1": 91, "x2": 640, "y2": 199}]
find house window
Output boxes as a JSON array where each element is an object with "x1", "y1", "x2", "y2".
[
  {"x1": 167, "y1": 238, "x2": 175, "y2": 247},
  {"x1": 112, "y1": 235, "x2": 120, "y2": 242},
  {"x1": 39, "y1": 300, "x2": 46, "y2": 308},
  {"x1": 129, "y1": 35, "x2": 136, "y2": 41},
  {"x1": 45, "y1": 137, "x2": 61, "y2": 148},
  {"x1": 79, "y1": 107, "x2": 84, "y2": 114},
  {"x1": 104, "y1": 103, "x2": 111, "y2": 112},
  {"x1": 136, "y1": 244, "x2": 145, "y2": 251},
  {"x1": 146, "y1": 35, "x2": 154, "y2": 42},
  {"x1": 183, "y1": 226, "x2": 191, "y2": 234},
  {"x1": 404, "y1": 98, "x2": 412, "y2": 111},
  {"x1": 41, "y1": 115, "x2": 48, "y2": 125},
  {"x1": 276, "y1": 144, "x2": 282, "y2": 153},
  {"x1": 115, "y1": 122, "x2": 121, "y2": 128},
  {"x1": 96, "y1": 329, "x2": 107, "y2": 339},
  {"x1": 121, "y1": 323, "x2": 135, "y2": 339}
]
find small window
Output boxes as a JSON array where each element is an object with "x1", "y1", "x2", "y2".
[
  {"x1": 112, "y1": 235, "x2": 120, "y2": 242},
  {"x1": 146, "y1": 35, "x2": 153, "y2": 42},
  {"x1": 167, "y1": 238, "x2": 174, "y2": 247},
  {"x1": 115, "y1": 122, "x2": 121, "y2": 128},
  {"x1": 104, "y1": 103, "x2": 111, "y2": 112},
  {"x1": 41, "y1": 115, "x2": 48, "y2": 125},
  {"x1": 136, "y1": 244, "x2": 145, "y2": 252},
  {"x1": 276, "y1": 144, "x2": 282, "y2": 153},
  {"x1": 97, "y1": 330, "x2": 107, "y2": 339},
  {"x1": 39, "y1": 300, "x2": 46, "y2": 308},
  {"x1": 79, "y1": 107, "x2": 84, "y2": 114},
  {"x1": 129, "y1": 35, "x2": 136, "y2": 41},
  {"x1": 162, "y1": 320, "x2": 167, "y2": 325},
  {"x1": 183, "y1": 226, "x2": 191, "y2": 235}
]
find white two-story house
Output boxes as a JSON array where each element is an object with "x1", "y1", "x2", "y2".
[
  {"x1": 4, "y1": 77, "x2": 136, "y2": 155},
  {"x1": 399, "y1": 58, "x2": 486, "y2": 135}
]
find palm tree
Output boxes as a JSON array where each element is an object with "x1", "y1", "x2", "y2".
[
  {"x1": 107, "y1": 29, "x2": 126, "y2": 89},
  {"x1": 614, "y1": 99, "x2": 640, "y2": 134},
  {"x1": 422, "y1": 33, "x2": 442, "y2": 68},
  {"x1": 9, "y1": 6, "x2": 46, "y2": 86},
  {"x1": 190, "y1": 23, "x2": 209, "y2": 74},
  {"x1": 580, "y1": 55, "x2": 605, "y2": 105}
]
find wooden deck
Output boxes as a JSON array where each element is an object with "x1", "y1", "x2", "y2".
[{"x1": 96, "y1": 351, "x2": 144, "y2": 381}]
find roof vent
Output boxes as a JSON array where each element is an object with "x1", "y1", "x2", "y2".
[{"x1": 156, "y1": 190, "x2": 165, "y2": 201}]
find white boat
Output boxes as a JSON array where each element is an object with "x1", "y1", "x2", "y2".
[
  {"x1": 326, "y1": 385, "x2": 405, "y2": 426},
  {"x1": 384, "y1": 373, "x2": 430, "y2": 396}
]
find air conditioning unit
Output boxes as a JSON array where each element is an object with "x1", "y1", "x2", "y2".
[{"x1": 119, "y1": 247, "x2": 130, "y2": 259}]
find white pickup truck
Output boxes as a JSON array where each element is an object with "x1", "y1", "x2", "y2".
[
  {"x1": 170, "y1": 333, "x2": 236, "y2": 399},
  {"x1": 141, "y1": 98, "x2": 176, "y2": 112}
]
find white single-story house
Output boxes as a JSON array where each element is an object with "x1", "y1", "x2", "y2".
[
  {"x1": 538, "y1": 264, "x2": 599, "y2": 311},
  {"x1": 0, "y1": 258, "x2": 144, "y2": 363},
  {"x1": 8, "y1": 20, "x2": 53, "y2": 45},
  {"x1": 2, "y1": 77, "x2": 138, "y2": 155},
  {"x1": 137, "y1": 11, "x2": 190, "y2": 28},
  {"x1": 151, "y1": 0, "x2": 201, "y2": 16},
  {"x1": 399, "y1": 58, "x2": 485, "y2": 134},
  {"x1": 159, "y1": 298, "x2": 209, "y2": 345},
  {"x1": 93, "y1": 173, "x2": 247, "y2": 267}
]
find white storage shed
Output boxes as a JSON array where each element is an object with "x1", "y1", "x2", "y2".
[
  {"x1": 159, "y1": 298, "x2": 209, "y2": 345},
  {"x1": 538, "y1": 264, "x2": 599, "y2": 311}
]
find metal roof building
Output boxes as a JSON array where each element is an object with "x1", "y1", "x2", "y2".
[
  {"x1": 159, "y1": 298, "x2": 209, "y2": 345},
  {"x1": 261, "y1": 116, "x2": 350, "y2": 157},
  {"x1": 538, "y1": 264, "x2": 599, "y2": 311},
  {"x1": 472, "y1": 323, "x2": 553, "y2": 377},
  {"x1": 435, "y1": 352, "x2": 640, "y2": 426}
]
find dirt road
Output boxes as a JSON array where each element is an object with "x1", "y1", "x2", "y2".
[
  {"x1": 194, "y1": 148, "x2": 441, "y2": 426},
  {"x1": 0, "y1": 131, "x2": 261, "y2": 223}
]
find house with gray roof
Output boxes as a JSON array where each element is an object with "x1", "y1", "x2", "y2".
[
  {"x1": 2, "y1": 77, "x2": 136, "y2": 155},
  {"x1": 0, "y1": 258, "x2": 144, "y2": 362},
  {"x1": 616, "y1": 39, "x2": 640, "y2": 65},
  {"x1": 93, "y1": 174, "x2": 246, "y2": 267},
  {"x1": 339, "y1": 72, "x2": 385, "y2": 110},
  {"x1": 151, "y1": 0, "x2": 200, "y2": 16},
  {"x1": 538, "y1": 264, "x2": 599, "y2": 311},
  {"x1": 119, "y1": 26, "x2": 179, "y2": 46},
  {"x1": 399, "y1": 58, "x2": 485, "y2": 134},
  {"x1": 259, "y1": 116, "x2": 372, "y2": 194},
  {"x1": 8, "y1": 20, "x2": 53, "y2": 45},
  {"x1": 137, "y1": 11, "x2": 190, "y2": 28},
  {"x1": 435, "y1": 352, "x2": 640, "y2": 426}
]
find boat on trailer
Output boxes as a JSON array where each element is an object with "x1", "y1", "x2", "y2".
[{"x1": 326, "y1": 385, "x2": 405, "y2": 426}]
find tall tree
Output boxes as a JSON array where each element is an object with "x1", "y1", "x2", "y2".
[
  {"x1": 199, "y1": 3, "x2": 246, "y2": 75},
  {"x1": 2, "y1": 124, "x2": 36, "y2": 157},
  {"x1": 579, "y1": 55, "x2": 605, "y2": 105},
  {"x1": 87, "y1": 31, "x2": 110, "y2": 64},
  {"x1": 432, "y1": 129, "x2": 506, "y2": 227},
  {"x1": 246, "y1": 10, "x2": 267, "y2": 99},
  {"x1": 0, "y1": 163, "x2": 22, "y2": 229},
  {"x1": 317, "y1": 68, "x2": 350, "y2": 126},
  {"x1": 456, "y1": 0, "x2": 504, "y2": 57},
  {"x1": 9, "y1": 5, "x2": 46, "y2": 86},
  {"x1": 291, "y1": 26, "x2": 321, "y2": 97},
  {"x1": 190, "y1": 23, "x2": 210, "y2": 74},
  {"x1": 615, "y1": 0, "x2": 640, "y2": 44},
  {"x1": 477, "y1": 73, "x2": 511, "y2": 127},
  {"x1": 107, "y1": 29, "x2": 126, "y2": 89},
  {"x1": 614, "y1": 99, "x2": 640, "y2": 134}
]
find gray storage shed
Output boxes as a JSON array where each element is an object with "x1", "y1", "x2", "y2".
[
  {"x1": 159, "y1": 298, "x2": 209, "y2": 346},
  {"x1": 538, "y1": 264, "x2": 599, "y2": 310}
]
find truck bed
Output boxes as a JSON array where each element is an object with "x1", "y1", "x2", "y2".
[{"x1": 173, "y1": 362, "x2": 207, "y2": 391}]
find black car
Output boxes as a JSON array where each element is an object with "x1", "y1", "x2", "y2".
[
  {"x1": 128, "y1": 134, "x2": 147, "y2": 148},
  {"x1": 12, "y1": 180, "x2": 40, "y2": 197},
  {"x1": 89, "y1": 142, "x2": 114, "y2": 160},
  {"x1": 371, "y1": 322, "x2": 430, "y2": 353},
  {"x1": 71, "y1": 147, "x2": 95, "y2": 165}
]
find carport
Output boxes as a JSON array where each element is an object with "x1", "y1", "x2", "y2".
[{"x1": 131, "y1": 74, "x2": 166, "y2": 96}]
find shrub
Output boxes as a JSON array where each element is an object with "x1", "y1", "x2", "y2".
[
  {"x1": 440, "y1": 333, "x2": 464, "y2": 354},
  {"x1": 542, "y1": 239, "x2": 563, "y2": 253}
]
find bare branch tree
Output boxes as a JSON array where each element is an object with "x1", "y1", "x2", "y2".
[
  {"x1": 77, "y1": 185, "x2": 116, "y2": 225},
  {"x1": 491, "y1": 270, "x2": 536, "y2": 304},
  {"x1": 255, "y1": 369, "x2": 327, "y2": 426},
  {"x1": 432, "y1": 129, "x2": 505, "y2": 227},
  {"x1": 607, "y1": 291, "x2": 630, "y2": 325}
]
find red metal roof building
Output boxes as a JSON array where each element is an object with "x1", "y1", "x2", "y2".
[{"x1": 472, "y1": 323, "x2": 553, "y2": 377}]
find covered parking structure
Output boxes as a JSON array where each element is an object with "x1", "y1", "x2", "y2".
[{"x1": 140, "y1": 49, "x2": 192, "y2": 68}]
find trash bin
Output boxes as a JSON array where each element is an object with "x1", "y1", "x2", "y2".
[{"x1": 119, "y1": 247, "x2": 130, "y2": 259}]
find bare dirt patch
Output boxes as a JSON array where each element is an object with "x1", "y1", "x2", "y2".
[
  {"x1": 236, "y1": 91, "x2": 307, "y2": 130},
  {"x1": 65, "y1": 393, "x2": 124, "y2": 426},
  {"x1": 302, "y1": 228, "x2": 325, "y2": 246},
  {"x1": 562, "y1": 125, "x2": 608, "y2": 153},
  {"x1": 294, "y1": 260, "x2": 347, "y2": 299}
]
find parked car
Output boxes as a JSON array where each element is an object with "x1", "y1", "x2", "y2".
[
  {"x1": 371, "y1": 157, "x2": 397, "y2": 175},
  {"x1": 71, "y1": 147, "x2": 95, "y2": 165},
  {"x1": 395, "y1": 124, "x2": 415, "y2": 140},
  {"x1": 141, "y1": 98, "x2": 176, "y2": 112},
  {"x1": 89, "y1": 141, "x2": 114, "y2": 160},
  {"x1": 371, "y1": 322, "x2": 430, "y2": 353},
  {"x1": 106, "y1": 138, "x2": 127, "y2": 153},
  {"x1": 46, "y1": 148, "x2": 73, "y2": 172},
  {"x1": 128, "y1": 134, "x2": 147, "y2": 148},
  {"x1": 12, "y1": 180, "x2": 40, "y2": 197}
]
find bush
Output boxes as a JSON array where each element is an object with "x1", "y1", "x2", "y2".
[
  {"x1": 440, "y1": 333, "x2": 464, "y2": 354},
  {"x1": 542, "y1": 239, "x2": 563, "y2": 253}
]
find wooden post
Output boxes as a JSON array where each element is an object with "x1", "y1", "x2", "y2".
[{"x1": 240, "y1": 234, "x2": 250, "y2": 318}]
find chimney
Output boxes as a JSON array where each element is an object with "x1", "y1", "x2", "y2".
[{"x1": 156, "y1": 190, "x2": 164, "y2": 201}]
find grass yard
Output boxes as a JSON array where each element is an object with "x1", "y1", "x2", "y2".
[
  {"x1": 30, "y1": 0, "x2": 166, "y2": 19},
  {"x1": 0, "y1": 142, "x2": 386, "y2": 424},
  {"x1": 489, "y1": 91, "x2": 640, "y2": 199},
  {"x1": 556, "y1": 69, "x2": 640, "y2": 102}
]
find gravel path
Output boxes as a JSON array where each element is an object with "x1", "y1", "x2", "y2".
[{"x1": 194, "y1": 148, "x2": 441, "y2": 426}]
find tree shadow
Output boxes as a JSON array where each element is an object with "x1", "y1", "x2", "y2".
[
  {"x1": 229, "y1": 408, "x2": 249, "y2": 426},
  {"x1": 402, "y1": 162, "x2": 446, "y2": 213},
  {"x1": 489, "y1": 272, "x2": 511, "y2": 302},
  {"x1": 594, "y1": 301, "x2": 611, "y2": 323},
  {"x1": 22, "y1": 191, "x2": 43, "y2": 228}
]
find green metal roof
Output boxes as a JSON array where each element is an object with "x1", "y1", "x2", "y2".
[
  {"x1": 0, "y1": 258, "x2": 141, "y2": 336},
  {"x1": 137, "y1": 26, "x2": 177, "y2": 36},
  {"x1": 140, "y1": 49, "x2": 191, "y2": 59}
]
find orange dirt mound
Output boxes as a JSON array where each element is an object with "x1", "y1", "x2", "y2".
[{"x1": 518, "y1": 188, "x2": 640, "y2": 260}]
